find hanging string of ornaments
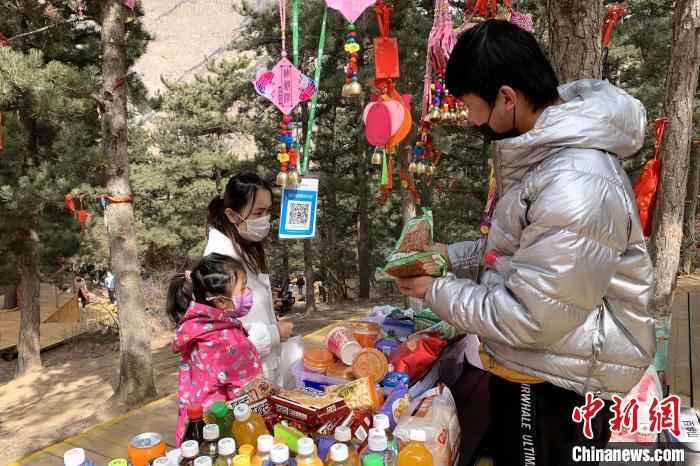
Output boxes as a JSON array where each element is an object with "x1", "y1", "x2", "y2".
[{"x1": 253, "y1": 0, "x2": 316, "y2": 187}]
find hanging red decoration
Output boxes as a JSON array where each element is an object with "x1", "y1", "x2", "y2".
[
  {"x1": 601, "y1": 3, "x2": 630, "y2": 80},
  {"x1": 64, "y1": 193, "x2": 76, "y2": 216},
  {"x1": 373, "y1": 1, "x2": 399, "y2": 80},
  {"x1": 633, "y1": 117, "x2": 668, "y2": 237}
]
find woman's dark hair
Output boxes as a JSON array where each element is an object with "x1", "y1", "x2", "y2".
[
  {"x1": 166, "y1": 253, "x2": 246, "y2": 325},
  {"x1": 207, "y1": 173, "x2": 273, "y2": 274},
  {"x1": 445, "y1": 20, "x2": 559, "y2": 110}
]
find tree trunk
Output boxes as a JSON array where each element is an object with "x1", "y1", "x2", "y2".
[
  {"x1": 682, "y1": 142, "x2": 700, "y2": 275},
  {"x1": 16, "y1": 215, "x2": 41, "y2": 377},
  {"x1": 649, "y1": 0, "x2": 700, "y2": 319},
  {"x1": 101, "y1": 0, "x2": 156, "y2": 404},
  {"x1": 303, "y1": 239, "x2": 316, "y2": 312},
  {"x1": 357, "y1": 173, "x2": 371, "y2": 299},
  {"x1": 280, "y1": 240, "x2": 290, "y2": 291},
  {"x1": 546, "y1": 0, "x2": 604, "y2": 82}
]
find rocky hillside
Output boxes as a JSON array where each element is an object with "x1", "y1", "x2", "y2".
[{"x1": 133, "y1": 0, "x2": 244, "y2": 95}]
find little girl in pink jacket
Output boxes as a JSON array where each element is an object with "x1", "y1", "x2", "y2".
[{"x1": 170, "y1": 253, "x2": 262, "y2": 446}]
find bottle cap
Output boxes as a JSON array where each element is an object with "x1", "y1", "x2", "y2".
[
  {"x1": 334, "y1": 426, "x2": 352, "y2": 442},
  {"x1": 270, "y1": 444, "x2": 290, "y2": 464},
  {"x1": 218, "y1": 438, "x2": 236, "y2": 456},
  {"x1": 257, "y1": 434, "x2": 274, "y2": 453},
  {"x1": 373, "y1": 414, "x2": 390, "y2": 431},
  {"x1": 409, "y1": 429, "x2": 426, "y2": 442},
  {"x1": 297, "y1": 437, "x2": 315, "y2": 456},
  {"x1": 330, "y1": 444, "x2": 349, "y2": 462},
  {"x1": 368, "y1": 431, "x2": 388, "y2": 452},
  {"x1": 108, "y1": 460, "x2": 128, "y2": 466},
  {"x1": 181, "y1": 440, "x2": 200, "y2": 458},
  {"x1": 234, "y1": 455, "x2": 252, "y2": 466},
  {"x1": 167, "y1": 449, "x2": 182, "y2": 465},
  {"x1": 211, "y1": 400, "x2": 229, "y2": 419},
  {"x1": 234, "y1": 403, "x2": 252, "y2": 422},
  {"x1": 203, "y1": 424, "x2": 220, "y2": 441},
  {"x1": 194, "y1": 457, "x2": 213, "y2": 466},
  {"x1": 187, "y1": 404, "x2": 204, "y2": 420},
  {"x1": 63, "y1": 448, "x2": 86, "y2": 466},
  {"x1": 151, "y1": 458, "x2": 171, "y2": 466},
  {"x1": 363, "y1": 453, "x2": 385, "y2": 466}
]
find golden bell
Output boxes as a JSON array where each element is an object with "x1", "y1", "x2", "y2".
[
  {"x1": 429, "y1": 108, "x2": 441, "y2": 123},
  {"x1": 372, "y1": 150, "x2": 384, "y2": 165},
  {"x1": 287, "y1": 170, "x2": 300, "y2": 187},
  {"x1": 427, "y1": 165, "x2": 436, "y2": 176},
  {"x1": 347, "y1": 80, "x2": 363, "y2": 97},
  {"x1": 409, "y1": 162, "x2": 418, "y2": 173},
  {"x1": 417, "y1": 163, "x2": 427, "y2": 175},
  {"x1": 276, "y1": 171, "x2": 289, "y2": 187}
]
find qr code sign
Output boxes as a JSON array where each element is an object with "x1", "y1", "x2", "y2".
[{"x1": 286, "y1": 201, "x2": 311, "y2": 229}]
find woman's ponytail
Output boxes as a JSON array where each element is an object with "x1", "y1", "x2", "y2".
[{"x1": 207, "y1": 195, "x2": 228, "y2": 234}]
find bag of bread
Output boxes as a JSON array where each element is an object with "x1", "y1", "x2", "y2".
[{"x1": 394, "y1": 384, "x2": 460, "y2": 466}]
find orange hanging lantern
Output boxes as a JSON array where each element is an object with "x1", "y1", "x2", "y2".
[{"x1": 633, "y1": 117, "x2": 668, "y2": 237}]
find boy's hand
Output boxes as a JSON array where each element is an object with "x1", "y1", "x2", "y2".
[
  {"x1": 277, "y1": 319, "x2": 294, "y2": 342},
  {"x1": 397, "y1": 275, "x2": 434, "y2": 299}
]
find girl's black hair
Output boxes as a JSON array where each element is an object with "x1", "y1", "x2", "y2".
[
  {"x1": 207, "y1": 172, "x2": 273, "y2": 275},
  {"x1": 165, "y1": 253, "x2": 246, "y2": 325}
]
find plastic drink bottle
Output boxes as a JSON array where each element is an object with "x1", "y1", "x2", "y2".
[
  {"x1": 64, "y1": 448, "x2": 95, "y2": 466},
  {"x1": 324, "y1": 427, "x2": 359, "y2": 466},
  {"x1": 181, "y1": 440, "x2": 200, "y2": 466},
  {"x1": 252, "y1": 435, "x2": 274, "y2": 466},
  {"x1": 327, "y1": 444, "x2": 352, "y2": 466},
  {"x1": 202, "y1": 424, "x2": 221, "y2": 460},
  {"x1": 396, "y1": 430, "x2": 432, "y2": 466},
  {"x1": 215, "y1": 438, "x2": 237, "y2": 466},
  {"x1": 233, "y1": 404, "x2": 269, "y2": 447},
  {"x1": 234, "y1": 455, "x2": 252, "y2": 466},
  {"x1": 269, "y1": 444, "x2": 295, "y2": 466},
  {"x1": 296, "y1": 438, "x2": 323, "y2": 466},
  {"x1": 184, "y1": 405, "x2": 207, "y2": 444},
  {"x1": 372, "y1": 415, "x2": 397, "y2": 456},
  {"x1": 362, "y1": 429, "x2": 394, "y2": 466},
  {"x1": 195, "y1": 457, "x2": 213, "y2": 466},
  {"x1": 207, "y1": 401, "x2": 235, "y2": 437},
  {"x1": 239, "y1": 445, "x2": 255, "y2": 458}
]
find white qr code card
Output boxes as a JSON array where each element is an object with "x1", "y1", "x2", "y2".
[{"x1": 279, "y1": 177, "x2": 319, "y2": 239}]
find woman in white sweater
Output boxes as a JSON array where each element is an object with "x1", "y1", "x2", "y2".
[{"x1": 203, "y1": 173, "x2": 294, "y2": 383}]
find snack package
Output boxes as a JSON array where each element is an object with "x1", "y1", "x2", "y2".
[
  {"x1": 325, "y1": 377, "x2": 382, "y2": 411},
  {"x1": 608, "y1": 366, "x2": 663, "y2": 444},
  {"x1": 380, "y1": 209, "x2": 449, "y2": 280},
  {"x1": 244, "y1": 377, "x2": 279, "y2": 403},
  {"x1": 390, "y1": 332, "x2": 448, "y2": 382},
  {"x1": 413, "y1": 309, "x2": 458, "y2": 340},
  {"x1": 269, "y1": 389, "x2": 350, "y2": 427},
  {"x1": 394, "y1": 385, "x2": 460, "y2": 466},
  {"x1": 379, "y1": 384, "x2": 410, "y2": 429}
]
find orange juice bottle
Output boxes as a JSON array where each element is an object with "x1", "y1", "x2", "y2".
[
  {"x1": 324, "y1": 427, "x2": 359, "y2": 466},
  {"x1": 252, "y1": 435, "x2": 274, "y2": 466},
  {"x1": 232, "y1": 404, "x2": 269, "y2": 447},
  {"x1": 297, "y1": 438, "x2": 323, "y2": 466},
  {"x1": 396, "y1": 430, "x2": 432, "y2": 466}
]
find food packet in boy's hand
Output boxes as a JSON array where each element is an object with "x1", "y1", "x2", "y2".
[
  {"x1": 380, "y1": 209, "x2": 448, "y2": 280},
  {"x1": 394, "y1": 385, "x2": 460, "y2": 466}
]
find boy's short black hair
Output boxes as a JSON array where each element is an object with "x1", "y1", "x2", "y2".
[{"x1": 446, "y1": 20, "x2": 560, "y2": 110}]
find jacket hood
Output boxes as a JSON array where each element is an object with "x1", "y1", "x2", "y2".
[
  {"x1": 172, "y1": 302, "x2": 244, "y2": 354},
  {"x1": 495, "y1": 80, "x2": 647, "y2": 191}
]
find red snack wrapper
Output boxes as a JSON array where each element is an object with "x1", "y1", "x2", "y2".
[
  {"x1": 390, "y1": 332, "x2": 448, "y2": 382},
  {"x1": 229, "y1": 395, "x2": 271, "y2": 419},
  {"x1": 316, "y1": 408, "x2": 372, "y2": 445},
  {"x1": 269, "y1": 389, "x2": 350, "y2": 427},
  {"x1": 374, "y1": 37, "x2": 400, "y2": 79}
]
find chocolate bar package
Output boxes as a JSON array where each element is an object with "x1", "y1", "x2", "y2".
[{"x1": 269, "y1": 389, "x2": 350, "y2": 427}]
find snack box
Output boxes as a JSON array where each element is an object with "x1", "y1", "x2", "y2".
[{"x1": 269, "y1": 389, "x2": 351, "y2": 427}]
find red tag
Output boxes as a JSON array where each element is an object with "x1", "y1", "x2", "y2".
[{"x1": 373, "y1": 37, "x2": 400, "y2": 79}]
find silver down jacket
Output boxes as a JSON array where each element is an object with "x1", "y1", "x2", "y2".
[{"x1": 426, "y1": 80, "x2": 656, "y2": 398}]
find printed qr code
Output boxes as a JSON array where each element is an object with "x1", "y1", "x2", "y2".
[{"x1": 287, "y1": 201, "x2": 311, "y2": 229}]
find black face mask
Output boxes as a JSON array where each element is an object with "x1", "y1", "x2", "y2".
[{"x1": 476, "y1": 102, "x2": 520, "y2": 143}]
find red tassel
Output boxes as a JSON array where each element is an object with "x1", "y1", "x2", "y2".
[
  {"x1": 64, "y1": 193, "x2": 76, "y2": 216},
  {"x1": 633, "y1": 117, "x2": 668, "y2": 237}
]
